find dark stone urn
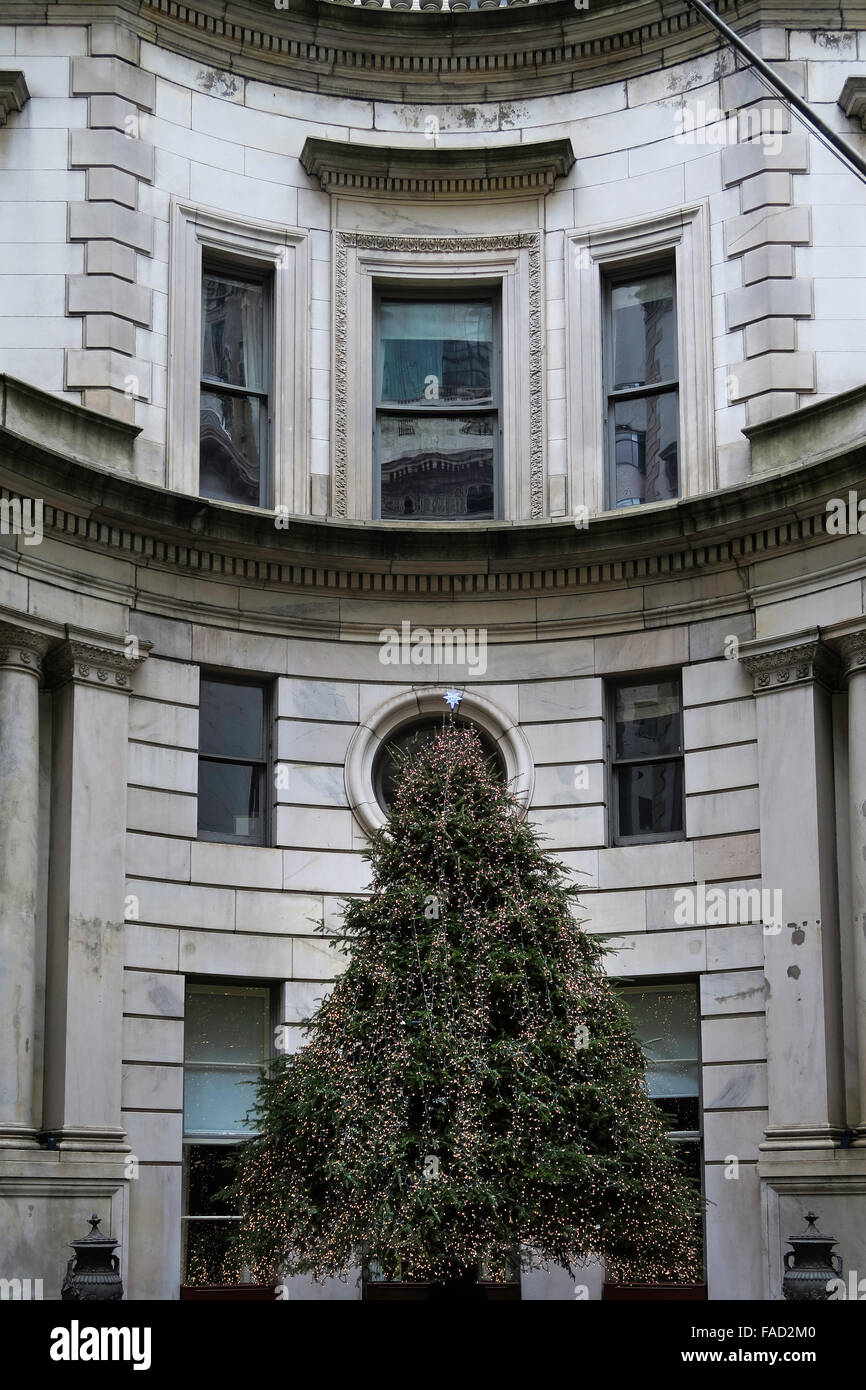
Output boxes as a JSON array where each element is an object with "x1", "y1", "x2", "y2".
[
  {"x1": 61, "y1": 1214, "x2": 124, "y2": 1301},
  {"x1": 782, "y1": 1211, "x2": 841, "y2": 1301}
]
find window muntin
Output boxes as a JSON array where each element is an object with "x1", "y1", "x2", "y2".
[
  {"x1": 197, "y1": 677, "x2": 270, "y2": 846},
  {"x1": 609, "y1": 675, "x2": 684, "y2": 843},
  {"x1": 199, "y1": 266, "x2": 271, "y2": 508},
  {"x1": 182, "y1": 983, "x2": 271, "y2": 1287},
  {"x1": 374, "y1": 292, "x2": 500, "y2": 522},
  {"x1": 605, "y1": 270, "x2": 679, "y2": 509}
]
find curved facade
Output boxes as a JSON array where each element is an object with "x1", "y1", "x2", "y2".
[{"x1": 1, "y1": 0, "x2": 866, "y2": 1300}]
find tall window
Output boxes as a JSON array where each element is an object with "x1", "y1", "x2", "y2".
[
  {"x1": 374, "y1": 292, "x2": 500, "y2": 521},
  {"x1": 608, "y1": 674, "x2": 684, "y2": 843},
  {"x1": 619, "y1": 981, "x2": 704, "y2": 1274},
  {"x1": 199, "y1": 264, "x2": 271, "y2": 507},
  {"x1": 182, "y1": 982, "x2": 271, "y2": 1287},
  {"x1": 197, "y1": 676, "x2": 270, "y2": 845},
  {"x1": 604, "y1": 268, "x2": 679, "y2": 509}
]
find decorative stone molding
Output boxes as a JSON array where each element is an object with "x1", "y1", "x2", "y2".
[
  {"x1": 0, "y1": 621, "x2": 54, "y2": 678},
  {"x1": 300, "y1": 137, "x2": 575, "y2": 198},
  {"x1": 739, "y1": 630, "x2": 838, "y2": 694},
  {"x1": 839, "y1": 76, "x2": 866, "y2": 130},
  {"x1": 45, "y1": 633, "x2": 150, "y2": 693},
  {"x1": 333, "y1": 231, "x2": 543, "y2": 520},
  {"x1": 0, "y1": 72, "x2": 29, "y2": 126},
  {"x1": 344, "y1": 688, "x2": 534, "y2": 839}
]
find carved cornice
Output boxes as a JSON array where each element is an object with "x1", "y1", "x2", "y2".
[
  {"x1": 0, "y1": 72, "x2": 29, "y2": 127},
  {"x1": 300, "y1": 137, "x2": 575, "y2": 198},
  {"x1": 332, "y1": 231, "x2": 543, "y2": 520},
  {"x1": 0, "y1": 621, "x2": 52, "y2": 677},
  {"x1": 45, "y1": 634, "x2": 150, "y2": 693},
  {"x1": 740, "y1": 632, "x2": 839, "y2": 694}
]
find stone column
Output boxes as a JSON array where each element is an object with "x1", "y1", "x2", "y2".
[
  {"x1": 42, "y1": 633, "x2": 146, "y2": 1150},
  {"x1": 832, "y1": 623, "x2": 866, "y2": 1143},
  {"x1": 740, "y1": 630, "x2": 845, "y2": 1150},
  {"x1": 0, "y1": 623, "x2": 51, "y2": 1147}
]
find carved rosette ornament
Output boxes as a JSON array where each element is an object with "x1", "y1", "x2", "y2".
[
  {"x1": 740, "y1": 635, "x2": 838, "y2": 695},
  {"x1": 45, "y1": 636, "x2": 149, "y2": 693},
  {"x1": 0, "y1": 621, "x2": 53, "y2": 678}
]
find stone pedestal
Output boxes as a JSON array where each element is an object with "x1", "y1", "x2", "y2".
[
  {"x1": 740, "y1": 631, "x2": 845, "y2": 1149},
  {"x1": 0, "y1": 623, "x2": 52, "y2": 1148},
  {"x1": 42, "y1": 634, "x2": 146, "y2": 1151}
]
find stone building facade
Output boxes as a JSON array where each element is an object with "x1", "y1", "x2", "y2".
[{"x1": 0, "y1": 0, "x2": 865, "y2": 1300}]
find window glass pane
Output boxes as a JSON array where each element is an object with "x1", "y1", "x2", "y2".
[
  {"x1": 379, "y1": 413, "x2": 495, "y2": 520},
  {"x1": 183, "y1": 1066, "x2": 261, "y2": 1135},
  {"x1": 620, "y1": 986, "x2": 699, "y2": 1128},
  {"x1": 199, "y1": 680, "x2": 264, "y2": 760},
  {"x1": 199, "y1": 390, "x2": 263, "y2": 506},
  {"x1": 613, "y1": 392, "x2": 679, "y2": 508},
  {"x1": 611, "y1": 273, "x2": 676, "y2": 390},
  {"x1": 373, "y1": 717, "x2": 505, "y2": 812},
  {"x1": 185, "y1": 987, "x2": 268, "y2": 1065},
  {"x1": 185, "y1": 1144, "x2": 238, "y2": 1215},
  {"x1": 197, "y1": 759, "x2": 263, "y2": 841},
  {"x1": 618, "y1": 759, "x2": 684, "y2": 837},
  {"x1": 615, "y1": 680, "x2": 682, "y2": 760},
  {"x1": 379, "y1": 300, "x2": 493, "y2": 406},
  {"x1": 201, "y1": 273, "x2": 265, "y2": 392}
]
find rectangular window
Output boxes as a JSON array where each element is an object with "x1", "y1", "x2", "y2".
[
  {"x1": 182, "y1": 982, "x2": 271, "y2": 1288},
  {"x1": 618, "y1": 981, "x2": 704, "y2": 1275},
  {"x1": 604, "y1": 268, "x2": 679, "y2": 509},
  {"x1": 608, "y1": 674, "x2": 684, "y2": 843},
  {"x1": 197, "y1": 675, "x2": 270, "y2": 845},
  {"x1": 199, "y1": 263, "x2": 271, "y2": 508},
  {"x1": 374, "y1": 291, "x2": 500, "y2": 521}
]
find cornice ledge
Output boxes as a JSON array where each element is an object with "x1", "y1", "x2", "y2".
[
  {"x1": 839, "y1": 76, "x2": 866, "y2": 130},
  {"x1": 300, "y1": 136, "x2": 575, "y2": 197},
  {"x1": 0, "y1": 71, "x2": 29, "y2": 127},
  {"x1": 44, "y1": 628, "x2": 151, "y2": 692},
  {"x1": 739, "y1": 628, "x2": 839, "y2": 693}
]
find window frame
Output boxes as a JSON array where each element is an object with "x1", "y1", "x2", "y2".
[
  {"x1": 371, "y1": 284, "x2": 502, "y2": 522},
  {"x1": 181, "y1": 980, "x2": 275, "y2": 1289},
  {"x1": 196, "y1": 672, "x2": 273, "y2": 848},
  {"x1": 199, "y1": 257, "x2": 273, "y2": 510},
  {"x1": 566, "y1": 205, "x2": 715, "y2": 522},
  {"x1": 168, "y1": 200, "x2": 309, "y2": 515},
  {"x1": 602, "y1": 261, "x2": 680, "y2": 512},
  {"x1": 606, "y1": 669, "x2": 686, "y2": 846}
]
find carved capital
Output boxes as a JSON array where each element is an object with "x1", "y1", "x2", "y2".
[
  {"x1": 740, "y1": 632, "x2": 838, "y2": 694},
  {"x1": 0, "y1": 621, "x2": 53, "y2": 678},
  {"x1": 45, "y1": 634, "x2": 150, "y2": 693}
]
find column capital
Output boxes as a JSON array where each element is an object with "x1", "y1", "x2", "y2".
[
  {"x1": 739, "y1": 628, "x2": 839, "y2": 695},
  {"x1": 0, "y1": 620, "x2": 54, "y2": 678},
  {"x1": 44, "y1": 630, "x2": 150, "y2": 693},
  {"x1": 822, "y1": 618, "x2": 866, "y2": 680}
]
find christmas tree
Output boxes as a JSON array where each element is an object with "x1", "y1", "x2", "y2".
[{"x1": 228, "y1": 716, "x2": 701, "y2": 1288}]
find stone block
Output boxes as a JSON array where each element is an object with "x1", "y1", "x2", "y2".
[
  {"x1": 700, "y1": 969, "x2": 768, "y2": 1017},
  {"x1": 740, "y1": 170, "x2": 792, "y2": 213},
  {"x1": 86, "y1": 238, "x2": 136, "y2": 280},
  {"x1": 123, "y1": 969, "x2": 184, "y2": 1018},
  {"x1": 742, "y1": 244, "x2": 794, "y2": 284},
  {"x1": 86, "y1": 165, "x2": 138, "y2": 208},
  {"x1": 725, "y1": 204, "x2": 811, "y2": 257},
  {"x1": 722, "y1": 133, "x2": 808, "y2": 186},
  {"x1": 84, "y1": 313, "x2": 136, "y2": 354},
  {"x1": 69, "y1": 201, "x2": 153, "y2": 252},
  {"x1": 726, "y1": 277, "x2": 812, "y2": 328},
  {"x1": 744, "y1": 316, "x2": 797, "y2": 357},
  {"x1": 67, "y1": 273, "x2": 152, "y2": 325},
  {"x1": 71, "y1": 56, "x2": 154, "y2": 110}
]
